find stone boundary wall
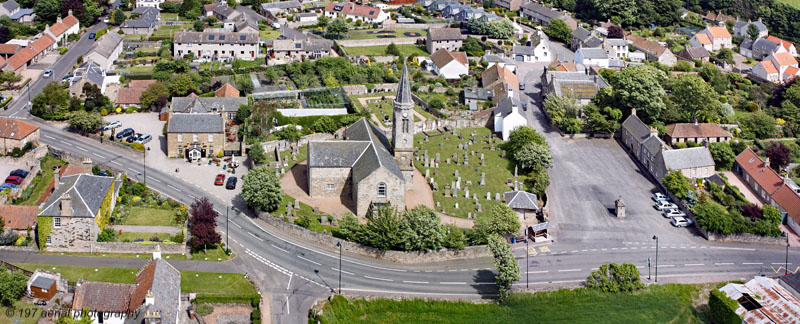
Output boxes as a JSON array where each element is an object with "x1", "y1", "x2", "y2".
[
  {"x1": 47, "y1": 146, "x2": 128, "y2": 178},
  {"x1": 0, "y1": 145, "x2": 46, "y2": 203},
  {"x1": 338, "y1": 37, "x2": 418, "y2": 48},
  {"x1": 0, "y1": 245, "x2": 37, "y2": 252},
  {"x1": 256, "y1": 211, "x2": 490, "y2": 263},
  {"x1": 382, "y1": 22, "x2": 449, "y2": 29},
  {"x1": 45, "y1": 242, "x2": 187, "y2": 254}
]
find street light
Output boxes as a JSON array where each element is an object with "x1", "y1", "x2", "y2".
[
  {"x1": 336, "y1": 241, "x2": 342, "y2": 294},
  {"x1": 525, "y1": 226, "x2": 529, "y2": 288},
  {"x1": 784, "y1": 231, "x2": 789, "y2": 275},
  {"x1": 653, "y1": 235, "x2": 659, "y2": 283}
]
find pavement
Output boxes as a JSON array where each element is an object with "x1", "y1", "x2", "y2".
[{"x1": 0, "y1": 250, "x2": 244, "y2": 273}]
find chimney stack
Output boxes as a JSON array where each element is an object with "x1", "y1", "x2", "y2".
[
  {"x1": 631, "y1": 108, "x2": 637, "y2": 116},
  {"x1": 81, "y1": 158, "x2": 92, "y2": 175},
  {"x1": 60, "y1": 193, "x2": 72, "y2": 217},
  {"x1": 764, "y1": 157, "x2": 770, "y2": 171},
  {"x1": 145, "y1": 290, "x2": 155, "y2": 305}
]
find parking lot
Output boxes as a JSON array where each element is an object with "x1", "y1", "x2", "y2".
[{"x1": 102, "y1": 113, "x2": 250, "y2": 204}]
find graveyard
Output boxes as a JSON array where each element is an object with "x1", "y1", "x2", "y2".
[{"x1": 412, "y1": 127, "x2": 529, "y2": 219}]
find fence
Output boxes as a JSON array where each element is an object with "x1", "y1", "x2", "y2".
[{"x1": 0, "y1": 260, "x2": 34, "y2": 276}]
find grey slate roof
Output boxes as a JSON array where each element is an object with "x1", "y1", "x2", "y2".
[
  {"x1": 751, "y1": 38, "x2": 781, "y2": 53},
  {"x1": 174, "y1": 32, "x2": 259, "y2": 45},
  {"x1": 31, "y1": 276, "x2": 55, "y2": 289},
  {"x1": 735, "y1": 19, "x2": 768, "y2": 32},
  {"x1": 122, "y1": 7, "x2": 158, "y2": 28},
  {"x1": 167, "y1": 113, "x2": 223, "y2": 133},
  {"x1": 395, "y1": 63, "x2": 412, "y2": 105},
  {"x1": 89, "y1": 33, "x2": 123, "y2": 58},
  {"x1": 621, "y1": 113, "x2": 651, "y2": 142},
  {"x1": 583, "y1": 36, "x2": 603, "y2": 48},
  {"x1": 39, "y1": 174, "x2": 116, "y2": 218},
  {"x1": 260, "y1": 0, "x2": 301, "y2": 10},
  {"x1": 504, "y1": 191, "x2": 539, "y2": 210},
  {"x1": 513, "y1": 45, "x2": 535, "y2": 56},
  {"x1": 520, "y1": 1, "x2": 565, "y2": 19},
  {"x1": 9, "y1": 8, "x2": 32, "y2": 20},
  {"x1": 272, "y1": 38, "x2": 333, "y2": 52},
  {"x1": 545, "y1": 71, "x2": 610, "y2": 100},
  {"x1": 347, "y1": 118, "x2": 404, "y2": 182},
  {"x1": 578, "y1": 47, "x2": 608, "y2": 59},
  {"x1": 463, "y1": 87, "x2": 493, "y2": 101},
  {"x1": 680, "y1": 46, "x2": 710, "y2": 59},
  {"x1": 571, "y1": 27, "x2": 591, "y2": 41},
  {"x1": 662, "y1": 147, "x2": 715, "y2": 170},
  {"x1": 171, "y1": 97, "x2": 248, "y2": 113},
  {"x1": 495, "y1": 95, "x2": 521, "y2": 117},
  {"x1": 2, "y1": 0, "x2": 19, "y2": 12},
  {"x1": 605, "y1": 38, "x2": 628, "y2": 47},
  {"x1": 308, "y1": 141, "x2": 370, "y2": 167},
  {"x1": 481, "y1": 54, "x2": 515, "y2": 66},
  {"x1": 428, "y1": 28, "x2": 463, "y2": 41},
  {"x1": 642, "y1": 135, "x2": 665, "y2": 156},
  {"x1": 145, "y1": 259, "x2": 181, "y2": 324}
]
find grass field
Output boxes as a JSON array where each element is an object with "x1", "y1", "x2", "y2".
[
  {"x1": 260, "y1": 29, "x2": 281, "y2": 40},
  {"x1": 0, "y1": 300, "x2": 43, "y2": 324},
  {"x1": 346, "y1": 28, "x2": 426, "y2": 40},
  {"x1": 125, "y1": 65, "x2": 155, "y2": 73},
  {"x1": 317, "y1": 284, "x2": 714, "y2": 323},
  {"x1": 191, "y1": 244, "x2": 235, "y2": 261},
  {"x1": 124, "y1": 207, "x2": 176, "y2": 226},
  {"x1": 412, "y1": 128, "x2": 528, "y2": 218},
  {"x1": 343, "y1": 44, "x2": 429, "y2": 57},
  {"x1": 778, "y1": 0, "x2": 800, "y2": 9},
  {"x1": 263, "y1": 144, "x2": 308, "y2": 171},
  {"x1": 16, "y1": 155, "x2": 65, "y2": 206},
  {"x1": 118, "y1": 232, "x2": 174, "y2": 243},
  {"x1": 14, "y1": 264, "x2": 255, "y2": 295},
  {"x1": 43, "y1": 251, "x2": 188, "y2": 260}
]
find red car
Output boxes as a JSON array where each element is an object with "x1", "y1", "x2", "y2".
[
  {"x1": 5, "y1": 175, "x2": 23, "y2": 185},
  {"x1": 214, "y1": 174, "x2": 225, "y2": 186}
]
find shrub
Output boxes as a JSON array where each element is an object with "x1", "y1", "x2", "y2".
[
  {"x1": 171, "y1": 232, "x2": 184, "y2": 243},
  {"x1": 97, "y1": 228, "x2": 118, "y2": 242},
  {"x1": 585, "y1": 263, "x2": 644, "y2": 292},
  {"x1": 709, "y1": 289, "x2": 743, "y2": 324},
  {"x1": 195, "y1": 304, "x2": 214, "y2": 316}
]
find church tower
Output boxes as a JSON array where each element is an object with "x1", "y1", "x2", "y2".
[{"x1": 392, "y1": 63, "x2": 414, "y2": 184}]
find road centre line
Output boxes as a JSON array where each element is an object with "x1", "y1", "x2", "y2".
[
  {"x1": 188, "y1": 194, "x2": 196, "y2": 200},
  {"x1": 364, "y1": 276, "x2": 393, "y2": 282},
  {"x1": 128, "y1": 168, "x2": 138, "y2": 173},
  {"x1": 526, "y1": 270, "x2": 549, "y2": 274},
  {"x1": 403, "y1": 280, "x2": 429, "y2": 284},
  {"x1": 298, "y1": 255, "x2": 321, "y2": 266},
  {"x1": 332, "y1": 268, "x2": 355, "y2": 275},
  {"x1": 230, "y1": 221, "x2": 242, "y2": 229},
  {"x1": 166, "y1": 184, "x2": 181, "y2": 192},
  {"x1": 59, "y1": 140, "x2": 70, "y2": 145},
  {"x1": 715, "y1": 263, "x2": 734, "y2": 266},
  {"x1": 773, "y1": 262, "x2": 792, "y2": 265},
  {"x1": 440, "y1": 282, "x2": 466, "y2": 285},
  {"x1": 742, "y1": 262, "x2": 763, "y2": 265},
  {"x1": 558, "y1": 269, "x2": 581, "y2": 272},
  {"x1": 247, "y1": 232, "x2": 264, "y2": 242},
  {"x1": 339, "y1": 288, "x2": 494, "y2": 296},
  {"x1": 272, "y1": 244, "x2": 290, "y2": 253},
  {"x1": 92, "y1": 153, "x2": 105, "y2": 158},
  {"x1": 657, "y1": 265, "x2": 675, "y2": 268},
  {"x1": 684, "y1": 263, "x2": 704, "y2": 266},
  {"x1": 111, "y1": 161, "x2": 123, "y2": 166},
  {"x1": 147, "y1": 176, "x2": 162, "y2": 183},
  {"x1": 44, "y1": 135, "x2": 55, "y2": 139},
  {"x1": 76, "y1": 146, "x2": 88, "y2": 152}
]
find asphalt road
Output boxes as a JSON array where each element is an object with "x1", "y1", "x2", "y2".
[{"x1": 1, "y1": 25, "x2": 798, "y2": 324}]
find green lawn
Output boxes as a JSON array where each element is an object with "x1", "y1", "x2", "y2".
[
  {"x1": 15, "y1": 155, "x2": 65, "y2": 206},
  {"x1": 345, "y1": 28, "x2": 426, "y2": 40},
  {"x1": 181, "y1": 271, "x2": 256, "y2": 295},
  {"x1": 125, "y1": 65, "x2": 155, "y2": 73},
  {"x1": 192, "y1": 244, "x2": 235, "y2": 262},
  {"x1": 262, "y1": 144, "x2": 308, "y2": 171},
  {"x1": 272, "y1": 194, "x2": 339, "y2": 234},
  {"x1": 43, "y1": 251, "x2": 188, "y2": 260},
  {"x1": 413, "y1": 128, "x2": 528, "y2": 218},
  {"x1": 124, "y1": 207, "x2": 177, "y2": 226},
  {"x1": 14, "y1": 263, "x2": 137, "y2": 285},
  {"x1": 161, "y1": 12, "x2": 179, "y2": 20},
  {"x1": 260, "y1": 29, "x2": 281, "y2": 40},
  {"x1": 317, "y1": 284, "x2": 713, "y2": 323},
  {"x1": 118, "y1": 232, "x2": 174, "y2": 243},
  {"x1": 343, "y1": 44, "x2": 429, "y2": 57},
  {"x1": 152, "y1": 25, "x2": 186, "y2": 38},
  {"x1": 0, "y1": 300, "x2": 44, "y2": 324},
  {"x1": 778, "y1": 0, "x2": 800, "y2": 8}
]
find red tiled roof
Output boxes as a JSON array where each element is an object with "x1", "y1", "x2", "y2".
[
  {"x1": 695, "y1": 33, "x2": 711, "y2": 45},
  {"x1": 481, "y1": 64, "x2": 518, "y2": 89},
  {"x1": 0, "y1": 44, "x2": 20, "y2": 54},
  {"x1": 627, "y1": 35, "x2": 669, "y2": 57},
  {"x1": 706, "y1": 26, "x2": 731, "y2": 39},
  {"x1": 7, "y1": 35, "x2": 55, "y2": 70},
  {"x1": 734, "y1": 148, "x2": 783, "y2": 196},
  {"x1": 72, "y1": 281, "x2": 136, "y2": 313},
  {"x1": 116, "y1": 87, "x2": 146, "y2": 105},
  {"x1": 324, "y1": 2, "x2": 382, "y2": 19},
  {"x1": 0, "y1": 117, "x2": 38, "y2": 140},
  {"x1": 664, "y1": 123, "x2": 731, "y2": 139},
  {"x1": 48, "y1": 23, "x2": 67, "y2": 38},
  {"x1": 62, "y1": 14, "x2": 79, "y2": 28},
  {"x1": 773, "y1": 184, "x2": 800, "y2": 226},
  {"x1": 129, "y1": 80, "x2": 156, "y2": 89},
  {"x1": 760, "y1": 60, "x2": 778, "y2": 74},
  {"x1": 214, "y1": 83, "x2": 240, "y2": 97},
  {"x1": 772, "y1": 52, "x2": 798, "y2": 67},
  {"x1": 0, "y1": 205, "x2": 37, "y2": 230},
  {"x1": 60, "y1": 164, "x2": 86, "y2": 177},
  {"x1": 129, "y1": 260, "x2": 156, "y2": 310},
  {"x1": 430, "y1": 49, "x2": 467, "y2": 68},
  {"x1": 766, "y1": 36, "x2": 794, "y2": 51}
]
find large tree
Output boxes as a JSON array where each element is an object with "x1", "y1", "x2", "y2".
[
  {"x1": 67, "y1": 111, "x2": 103, "y2": 133},
  {"x1": 669, "y1": 74, "x2": 722, "y2": 122},
  {"x1": 740, "y1": 112, "x2": 776, "y2": 139},
  {"x1": 241, "y1": 166, "x2": 284, "y2": 212},
  {"x1": 140, "y1": 82, "x2": 169, "y2": 110},
  {"x1": 708, "y1": 142, "x2": 735, "y2": 170},
  {"x1": 82, "y1": 83, "x2": 105, "y2": 111},
  {"x1": 167, "y1": 74, "x2": 198, "y2": 96},
  {"x1": 487, "y1": 234, "x2": 520, "y2": 300},
  {"x1": 326, "y1": 18, "x2": 349, "y2": 39},
  {"x1": 34, "y1": 0, "x2": 62, "y2": 22},
  {"x1": 487, "y1": 19, "x2": 514, "y2": 39},
  {"x1": 591, "y1": 0, "x2": 637, "y2": 26},
  {"x1": 504, "y1": 126, "x2": 546, "y2": 153},
  {"x1": 0, "y1": 70, "x2": 21, "y2": 88},
  {"x1": 474, "y1": 205, "x2": 520, "y2": 243},
  {"x1": 513, "y1": 143, "x2": 553, "y2": 172},
  {"x1": 611, "y1": 65, "x2": 667, "y2": 124},
  {"x1": 189, "y1": 197, "x2": 220, "y2": 249},
  {"x1": 586, "y1": 263, "x2": 644, "y2": 292},
  {"x1": 765, "y1": 142, "x2": 791, "y2": 172},
  {"x1": 0, "y1": 267, "x2": 28, "y2": 306},
  {"x1": 544, "y1": 18, "x2": 572, "y2": 45},
  {"x1": 403, "y1": 206, "x2": 446, "y2": 252},
  {"x1": 31, "y1": 82, "x2": 71, "y2": 120}
]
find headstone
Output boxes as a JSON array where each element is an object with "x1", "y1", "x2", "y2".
[
  {"x1": 435, "y1": 153, "x2": 440, "y2": 162},
  {"x1": 435, "y1": 170, "x2": 439, "y2": 177},
  {"x1": 501, "y1": 150, "x2": 506, "y2": 158},
  {"x1": 287, "y1": 201, "x2": 293, "y2": 210},
  {"x1": 480, "y1": 173, "x2": 486, "y2": 186},
  {"x1": 425, "y1": 169, "x2": 430, "y2": 178},
  {"x1": 455, "y1": 202, "x2": 459, "y2": 209},
  {"x1": 464, "y1": 188, "x2": 469, "y2": 198},
  {"x1": 436, "y1": 163, "x2": 440, "y2": 168},
  {"x1": 480, "y1": 153, "x2": 484, "y2": 160},
  {"x1": 466, "y1": 180, "x2": 472, "y2": 185},
  {"x1": 467, "y1": 212, "x2": 472, "y2": 218},
  {"x1": 425, "y1": 136, "x2": 429, "y2": 141},
  {"x1": 331, "y1": 213, "x2": 339, "y2": 226},
  {"x1": 471, "y1": 150, "x2": 475, "y2": 156},
  {"x1": 477, "y1": 203, "x2": 482, "y2": 212},
  {"x1": 313, "y1": 206, "x2": 320, "y2": 213},
  {"x1": 446, "y1": 158, "x2": 450, "y2": 164},
  {"x1": 275, "y1": 167, "x2": 280, "y2": 176},
  {"x1": 477, "y1": 167, "x2": 481, "y2": 173},
  {"x1": 473, "y1": 193, "x2": 478, "y2": 201},
  {"x1": 454, "y1": 169, "x2": 459, "y2": 177},
  {"x1": 458, "y1": 143, "x2": 463, "y2": 150},
  {"x1": 320, "y1": 215, "x2": 329, "y2": 225},
  {"x1": 487, "y1": 192, "x2": 491, "y2": 200},
  {"x1": 281, "y1": 168, "x2": 285, "y2": 174},
  {"x1": 481, "y1": 160, "x2": 486, "y2": 166},
  {"x1": 436, "y1": 201, "x2": 440, "y2": 207},
  {"x1": 495, "y1": 193, "x2": 501, "y2": 201},
  {"x1": 445, "y1": 187, "x2": 451, "y2": 197}
]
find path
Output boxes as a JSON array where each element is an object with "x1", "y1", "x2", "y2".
[
  {"x1": 109, "y1": 225, "x2": 183, "y2": 234},
  {"x1": 0, "y1": 250, "x2": 244, "y2": 273},
  {"x1": 721, "y1": 171, "x2": 764, "y2": 207},
  {"x1": 280, "y1": 162, "x2": 355, "y2": 216}
]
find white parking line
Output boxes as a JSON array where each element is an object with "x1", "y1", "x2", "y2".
[
  {"x1": 247, "y1": 232, "x2": 264, "y2": 242},
  {"x1": 297, "y1": 255, "x2": 321, "y2": 266},
  {"x1": 331, "y1": 268, "x2": 354, "y2": 275},
  {"x1": 558, "y1": 269, "x2": 581, "y2": 272},
  {"x1": 364, "y1": 276, "x2": 393, "y2": 282},
  {"x1": 439, "y1": 282, "x2": 466, "y2": 285},
  {"x1": 402, "y1": 280, "x2": 429, "y2": 284},
  {"x1": 271, "y1": 244, "x2": 289, "y2": 254}
]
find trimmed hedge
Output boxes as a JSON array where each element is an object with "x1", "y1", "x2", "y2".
[
  {"x1": 709, "y1": 289, "x2": 743, "y2": 324},
  {"x1": 0, "y1": 96, "x2": 12, "y2": 109},
  {"x1": 195, "y1": 294, "x2": 260, "y2": 305},
  {"x1": 274, "y1": 111, "x2": 365, "y2": 128}
]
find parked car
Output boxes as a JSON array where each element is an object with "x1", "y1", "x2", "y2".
[
  {"x1": 102, "y1": 120, "x2": 121, "y2": 130},
  {"x1": 34, "y1": 299, "x2": 47, "y2": 306},
  {"x1": 10, "y1": 169, "x2": 29, "y2": 178},
  {"x1": 125, "y1": 133, "x2": 140, "y2": 143},
  {"x1": 43, "y1": 69, "x2": 52, "y2": 78},
  {"x1": 519, "y1": 82, "x2": 525, "y2": 90},
  {"x1": 215, "y1": 174, "x2": 225, "y2": 186},
  {"x1": 0, "y1": 183, "x2": 18, "y2": 191},
  {"x1": 662, "y1": 208, "x2": 687, "y2": 218},
  {"x1": 97, "y1": 170, "x2": 110, "y2": 177},
  {"x1": 5, "y1": 175, "x2": 23, "y2": 185},
  {"x1": 135, "y1": 134, "x2": 152, "y2": 144},
  {"x1": 652, "y1": 192, "x2": 669, "y2": 202},
  {"x1": 671, "y1": 217, "x2": 693, "y2": 227},
  {"x1": 116, "y1": 128, "x2": 134, "y2": 139},
  {"x1": 88, "y1": 33, "x2": 96, "y2": 39},
  {"x1": 654, "y1": 200, "x2": 678, "y2": 210},
  {"x1": 225, "y1": 176, "x2": 237, "y2": 189},
  {"x1": 522, "y1": 103, "x2": 528, "y2": 111}
]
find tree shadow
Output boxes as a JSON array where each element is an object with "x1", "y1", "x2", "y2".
[{"x1": 470, "y1": 269, "x2": 499, "y2": 299}]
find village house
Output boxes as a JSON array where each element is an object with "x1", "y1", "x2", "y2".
[
  {"x1": 621, "y1": 109, "x2": 660, "y2": 166},
  {"x1": 603, "y1": 38, "x2": 629, "y2": 60},
  {"x1": 116, "y1": 80, "x2": 156, "y2": 109},
  {"x1": 72, "y1": 257, "x2": 182, "y2": 324},
  {"x1": 85, "y1": 33, "x2": 124, "y2": 71},
  {"x1": 733, "y1": 148, "x2": 784, "y2": 206},
  {"x1": 38, "y1": 173, "x2": 121, "y2": 251},
  {"x1": 519, "y1": 1, "x2": 577, "y2": 30},
  {"x1": 0, "y1": 0, "x2": 20, "y2": 17},
  {"x1": 169, "y1": 96, "x2": 247, "y2": 121},
  {"x1": 166, "y1": 113, "x2": 225, "y2": 159},
  {"x1": 696, "y1": 26, "x2": 732, "y2": 51},
  {"x1": 495, "y1": 0, "x2": 522, "y2": 11},
  {"x1": 504, "y1": 190, "x2": 539, "y2": 222},
  {"x1": 206, "y1": 2, "x2": 242, "y2": 21},
  {"x1": 10, "y1": 8, "x2": 34, "y2": 23},
  {"x1": 481, "y1": 64, "x2": 518, "y2": 103},
  {"x1": 136, "y1": 0, "x2": 164, "y2": 8},
  {"x1": 542, "y1": 70, "x2": 610, "y2": 106},
  {"x1": 481, "y1": 53, "x2": 516, "y2": 72},
  {"x1": 0, "y1": 205, "x2": 37, "y2": 237},
  {"x1": 773, "y1": 179, "x2": 800, "y2": 235},
  {"x1": 271, "y1": 38, "x2": 333, "y2": 62},
  {"x1": 298, "y1": 12, "x2": 318, "y2": 23},
  {"x1": 429, "y1": 49, "x2": 468, "y2": 80},
  {"x1": 733, "y1": 18, "x2": 768, "y2": 39},
  {"x1": 753, "y1": 52, "x2": 799, "y2": 83},
  {"x1": 121, "y1": 7, "x2": 159, "y2": 35},
  {"x1": 663, "y1": 123, "x2": 731, "y2": 145},
  {"x1": 173, "y1": 32, "x2": 262, "y2": 61},
  {"x1": 513, "y1": 32, "x2": 551, "y2": 63},
  {"x1": 43, "y1": 12, "x2": 80, "y2": 45},
  {"x1": 3, "y1": 34, "x2": 55, "y2": 72},
  {"x1": 0, "y1": 117, "x2": 39, "y2": 154},
  {"x1": 689, "y1": 33, "x2": 713, "y2": 52},
  {"x1": 571, "y1": 27, "x2": 602, "y2": 50},
  {"x1": 703, "y1": 11, "x2": 736, "y2": 26},
  {"x1": 259, "y1": 0, "x2": 302, "y2": 15},
  {"x1": 677, "y1": 47, "x2": 711, "y2": 63},
  {"x1": 324, "y1": 2, "x2": 388, "y2": 23},
  {"x1": 426, "y1": 28, "x2": 463, "y2": 54},
  {"x1": 215, "y1": 83, "x2": 240, "y2": 97},
  {"x1": 462, "y1": 87, "x2": 493, "y2": 110},
  {"x1": 0, "y1": 43, "x2": 20, "y2": 59},
  {"x1": 69, "y1": 62, "x2": 111, "y2": 96},
  {"x1": 627, "y1": 35, "x2": 677, "y2": 66},
  {"x1": 493, "y1": 96, "x2": 527, "y2": 140},
  {"x1": 654, "y1": 146, "x2": 716, "y2": 180},
  {"x1": 575, "y1": 47, "x2": 610, "y2": 68}
]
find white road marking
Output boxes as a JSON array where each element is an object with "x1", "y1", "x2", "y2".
[
  {"x1": 271, "y1": 244, "x2": 289, "y2": 254},
  {"x1": 287, "y1": 274, "x2": 293, "y2": 290},
  {"x1": 550, "y1": 280, "x2": 585, "y2": 284},
  {"x1": 76, "y1": 146, "x2": 88, "y2": 152},
  {"x1": 715, "y1": 263, "x2": 734, "y2": 266},
  {"x1": 742, "y1": 262, "x2": 763, "y2": 265},
  {"x1": 111, "y1": 161, "x2": 123, "y2": 166},
  {"x1": 570, "y1": 250, "x2": 578, "y2": 253},
  {"x1": 364, "y1": 276, "x2": 393, "y2": 282},
  {"x1": 297, "y1": 255, "x2": 321, "y2": 266},
  {"x1": 285, "y1": 295, "x2": 290, "y2": 315},
  {"x1": 166, "y1": 184, "x2": 181, "y2": 192},
  {"x1": 331, "y1": 268, "x2": 354, "y2": 276},
  {"x1": 772, "y1": 262, "x2": 792, "y2": 265},
  {"x1": 247, "y1": 232, "x2": 264, "y2": 242},
  {"x1": 684, "y1": 263, "x2": 704, "y2": 266},
  {"x1": 92, "y1": 153, "x2": 105, "y2": 158},
  {"x1": 558, "y1": 269, "x2": 581, "y2": 272},
  {"x1": 402, "y1": 280, "x2": 429, "y2": 284},
  {"x1": 710, "y1": 246, "x2": 756, "y2": 251},
  {"x1": 339, "y1": 288, "x2": 492, "y2": 296},
  {"x1": 657, "y1": 265, "x2": 675, "y2": 268},
  {"x1": 526, "y1": 270, "x2": 549, "y2": 274},
  {"x1": 43, "y1": 135, "x2": 55, "y2": 139},
  {"x1": 636, "y1": 266, "x2": 644, "y2": 269},
  {"x1": 188, "y1": 194, "x2": 197, "y2": 200},
  {"x1": 147, "y1": 176, "x2": 162, "y2": 183},
  {"x1": 230, "y1": 221, "x2": 242, "y2": 229},
  {"x1": 59, "y1": 140, "x2": 70, "y2": 145},
  {"x1": 128, "y1": 168, "x2": 138, "y2": 173},
  {"x1": 439, "y1": 282, "x2": 466, "y2": 285}
]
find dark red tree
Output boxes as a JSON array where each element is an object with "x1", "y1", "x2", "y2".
[
  {"x1": 607, "y1": 26, "x2": 625, "y2": 39},
  {"x1": 190, "y1": 197, "x2": 218, "y2": 225},
  {"x1": 190, "y1": 222, "x2": 221, "y2": 248},
  {"x1": 765, "y1": 142, "x2": 791, "y2": 172},
  {"x1": 742, "y1": 204, "x2": 762, "y2": 219},
  {"x1": 61, "y1": 0, "x2": 86, "y2": 23},
  {"x1": 0, "y1": 27, "x2": 10, "y2": 44}
]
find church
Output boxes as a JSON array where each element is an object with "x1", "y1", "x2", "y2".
[{"x1": 306, "y1": 63, "x2": 415, "y2": 216}]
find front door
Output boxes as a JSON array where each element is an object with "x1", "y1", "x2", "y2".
[{"x1": 188, "y1": 147, "x2": 202, "y2": 161}]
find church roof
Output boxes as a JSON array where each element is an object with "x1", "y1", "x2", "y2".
[{"x1": 395, "y1": 63, "x2": 412, "y2": 105}]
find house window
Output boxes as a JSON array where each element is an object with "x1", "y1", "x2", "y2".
[
  {"x1": 177, "y1": 145, "x2": 183, "y2": 154},
  {"x1": 327, "y1": 184, "x2": 334, "y2": 190},
  {"x1": 208, "y1": 134, "x2": 214, "y2": 142},
  {"x1": 193, "y1": 133, "x2": 198, "y2": 142},
  {"x1": 209, "y1": 146, "x2": 213, "y2": 155},
  {"x1": 46, "y1": 236, "x2": 51, "y2": 244},
  {"x1": 42, "y1": 289, "x2": 48, "y2": 293},
  {"x1": 53, "y1": 217, "x2": 61, "y2": 228},
  {"x1": 177, "y1": 134, "x2": 183, "y2": 142},
  {"x1": 377, "y1": 183, "x2": 386, "y2": 197}
]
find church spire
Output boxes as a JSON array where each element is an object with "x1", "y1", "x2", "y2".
[{"x1": 395, "y1": 62, "x2": 412, "y2": 105}]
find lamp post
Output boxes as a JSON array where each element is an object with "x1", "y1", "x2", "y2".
[
  {"x1": 226, "y1": 206, "x2": 230, "y2": 250},
  {"x1": 336, "y1": 241, "x2": 342, "y2": 294},
  {"x1": 653, "y1": 235, "x2": 659, "y2": 283},
  {"x1": 525, "y1": 227, "x2": 529, "y2": 288},
  {"x1": 143, "y1": 147, "x2": 147, "y2": 187},
  {"x1": 648, "y1": 257, "x2": 651, "y2": 280},
  {"x1": 785, "y1": 231, "x2": 789, "y2": 275}
]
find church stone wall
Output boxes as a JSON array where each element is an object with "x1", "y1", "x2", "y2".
[
  {"x1": 353, "y1": 168, "x2": 406, "y2": 216},
  {"x1": 308, "y1": 167, "x2": 352, "y2": 198}
]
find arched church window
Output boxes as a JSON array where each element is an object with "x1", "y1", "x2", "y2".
[{"x1": 377, "y1": 183, "x2": 387, "y2": 197}]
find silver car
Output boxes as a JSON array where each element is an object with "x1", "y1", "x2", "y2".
[
  {"x1": 671, "y1": 217, "x2": 693, "y2": 227},
  {"x1": 135, "y1": 134, "x2": 152, "y2": 144},
  {"x1": 654, "y1": 200, "x2": 678, "y2": 210},
  {"x1": 662, "y1": 208, "x2": 687, "y2": 218}
]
